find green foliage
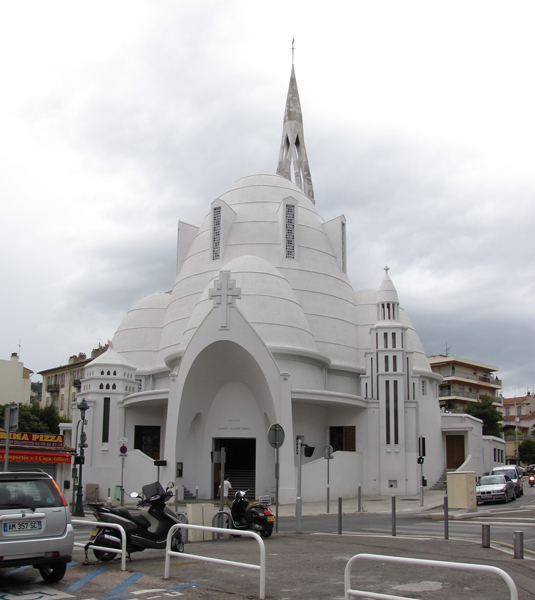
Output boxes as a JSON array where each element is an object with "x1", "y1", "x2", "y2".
[
  {"x1": 464, "y1": 394, "x2": 504, "y2": 438},
  {"x1": 30, "y1": 381, "x2": 42, "y2": 396},
  {"x1": 519, "y1": 439, "x2": 535, "y2": 464},
  {"x1": 0, "y1": 403, "x2": 69, "y2": 434}
]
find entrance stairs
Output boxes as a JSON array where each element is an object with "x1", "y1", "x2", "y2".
[
  {"x1": 430, "y1": 468, "x2": 455, "y2": 491},
  {"x1": 226, "y1": 469, "x2": 255, "y2": 498}
]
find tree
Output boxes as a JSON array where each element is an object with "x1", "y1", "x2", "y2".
[
  {"x1": 0, "y1": 403, "x2": 69, "y2": 434},
  {"x1": 519, "y1": 439, "x2": 535, "y2": 464},
  {"x1": 464, "y1": 394, "x2": 503, "y2": 438}
]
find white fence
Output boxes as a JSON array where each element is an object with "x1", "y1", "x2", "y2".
[
  {"x1": 72, "y1": 519, "x2": 127, "y2": 571},
  {"x1": 344, "y1": 553, "x2": 518, "y2": 600},
  {"x1": 164, "y1": 523, "x2": 266, "y2": 599}
]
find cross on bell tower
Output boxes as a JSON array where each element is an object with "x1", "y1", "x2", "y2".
[{"x1": 209, "y1": 271, "x2": 241, "y2": 329}]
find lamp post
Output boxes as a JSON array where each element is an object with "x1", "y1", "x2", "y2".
[{"x1": 73, "y1": 399, "x2": 89, "y2": 517}]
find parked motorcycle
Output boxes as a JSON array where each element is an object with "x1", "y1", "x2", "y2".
[
  {"x1": 87, "y1": 481, "x2": 184, "y2": 561},
  {"x1": 529, "y1": 475, "x2": 535, "y2": 487},
  {"x1": 229, "y1": 490, "x2": 274, "y2": 538}
]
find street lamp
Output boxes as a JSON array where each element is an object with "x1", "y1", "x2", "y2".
[
  {"x1": 73, "y1": 399, "x2": 89, "y2": 517},
  {"x1": 296, "y1": 439, "x2": 315, "y2": 533}
]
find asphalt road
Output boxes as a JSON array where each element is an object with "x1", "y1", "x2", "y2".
[{"x1": 3, "y1": 490, "x2": 535, "y2": 600}]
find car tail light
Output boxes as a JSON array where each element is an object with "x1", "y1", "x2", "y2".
[
  {"x1": 263, "y1": 509, "x2": 273, "y2": 516},
  {"x1": 51, "y1": 478, "x2": 68, "y2": 507}
]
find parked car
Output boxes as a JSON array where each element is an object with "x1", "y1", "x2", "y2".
[
  {"x1": 476, "y1": 474, "x2": 516, "y2": 504},
  {"x1": 0, "y1": 471, "x2": 74, "y2": 582},
  {"x1": 491, "y1": 465, "x2": 523, "y2": 498}
]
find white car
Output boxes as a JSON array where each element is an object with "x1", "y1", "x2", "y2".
[
  {"x1": 0, "y1": 471, "x2": 74, "y2": 582},
  {"x1": 491, "y1": 465, "x2": 523, "y2": 498},
  {"x1": 476, "y1": 474, "x2": 516, "y2": 504}
]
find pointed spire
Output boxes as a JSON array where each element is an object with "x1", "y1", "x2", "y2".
[{"x1": 276, "y1": 66, "x2": 315, "y2": 203}]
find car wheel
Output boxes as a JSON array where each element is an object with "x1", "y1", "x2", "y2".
[{"x1": 39, "y1": 563, "x2": 67, "y2": 583}]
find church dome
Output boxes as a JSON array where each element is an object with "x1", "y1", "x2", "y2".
[
  {"x1": 159, "y1": 173, "x2": 358, "y2": 368},
  {"x1": 113, "y1": 292, "x2": 171, "y2": 370},
  {"x1": 180, "y1": 255, "x2": 318, "y2": 355}
]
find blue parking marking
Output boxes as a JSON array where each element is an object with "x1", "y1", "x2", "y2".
[
  {"x1": 91, "y1": 585, "x2": 197, "y2": 600},
  {"x1": 65, "y1": 567, "x2": 107, "y2": 592},
  {"x1": 106, "y1": 573, "x2": 145, "y2": 595}
]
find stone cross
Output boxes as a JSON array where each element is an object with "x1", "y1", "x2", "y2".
[{"x1": 209, "y1": 271, "x2": 241, "y2": 329}]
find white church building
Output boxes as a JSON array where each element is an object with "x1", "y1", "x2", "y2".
[{"x1": 74, "y1": 67, "x2": 504, "y2": 504}]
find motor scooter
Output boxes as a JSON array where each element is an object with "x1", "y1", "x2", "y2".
[
  {"x1": 86, "y1": 481, "x2": 184, "y2": 561},
  {"x1": 229, "y1": 490, "x2": 274, "y2": 538},
  {"x1": 529, "y1": 475, "x2": 535, "y2": 487}
]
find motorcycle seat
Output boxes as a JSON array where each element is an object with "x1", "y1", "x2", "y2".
[{"x1": 111, "y1": 506, "x2": 151, "y2": 529}]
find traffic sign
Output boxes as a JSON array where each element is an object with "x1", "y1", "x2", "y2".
[
  {"x1": 120, "y1": 445, "x2": 128, "y2": 455},
  {"x1": 118, "y1": 437, "x2": 128, "y2": 444},
  {"x1": 268, "y1": 423, "x2": 285, "y2": 448}
]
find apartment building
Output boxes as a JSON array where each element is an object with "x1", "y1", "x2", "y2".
[
  {"x1": 38, "y1": 344, "x2": 108, "y2": 419},
  {"x1": 0, "y1": 353, "x2": 33, "y2": 406},
  {"x1": 428, "y1": 355, "x2": 502, "y2": 412}
]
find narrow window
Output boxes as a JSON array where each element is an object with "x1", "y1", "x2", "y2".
[
  {"x1": 387, "y1": 304, "x2": 391, "y2": 319},
  {"x1": 371, "y1": 358, "x2": 374, "y2": 397},
  {"x1": 384, "y1": 355, "x2": 389, "y2": 372},
  {"x1": 384, "y1": 332, "x2": 388, "y2": 348},
  {"x1": 392, "y1": 332, "x2": 396, "y2": 348},
  {"x1": 212, "y1": 206, "x2": 221, "y2": 260},
  {"x1": 365, "y1": 382, "x2": 368, "y2": 399},
  {"x1": 421, "y1": 380, "x2": 427, "y2": 396},
  {"x1": 412, "y1": 382, "x2": 416, "y2": 400},
  {"x1": 393, "y1": 356, "x2": 397, "y2": 372},
  {"x1": 394, "y1": 381, "x2": 399, "y2": 444},
  {"x1": 285, "y1": 204, "x2": 295, "y2": 258},
  {"x1": 102, "y1": 398, "x2": 110, "y2": 443},
  {"x1": 385, "y1": 380, "x2": 391, "y2": 444},
  {"x1": 341, "y1": 221, "x2": 346, "y2": 273}
]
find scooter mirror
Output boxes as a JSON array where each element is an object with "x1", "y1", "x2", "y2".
[
  {"x1": 130, "y1": 491, "x2": 140, "y2": 498},
  {"x1": 167, "y1": 481, "x2": 175, "y2": 490}
]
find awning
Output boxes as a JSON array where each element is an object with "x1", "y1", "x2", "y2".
[{"x1": 0, "y1": 450, "x2": 72, "y2": 464}]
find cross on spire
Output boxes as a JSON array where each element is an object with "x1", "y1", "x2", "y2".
[
  {"x1": 291, "y1": 37, "x2": 295, "y2": 66},
  {"x1": 384, "y1": 266, "x2": 390, "y2": 274},
  {"x1": 209, "y1": 271, "x2": 241, "y2": 329}
]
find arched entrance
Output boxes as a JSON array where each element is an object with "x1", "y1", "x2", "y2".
[{"x1": 213, "y1": 437, "x2": 256, "y2": 498}]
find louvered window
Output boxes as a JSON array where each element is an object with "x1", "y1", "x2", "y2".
[
  {"x1": 212, "y1": 206, "x2": 221, "y2": 260},
  {"x1": 285, "y1": 204, "x2": 295, "y2": 258}
]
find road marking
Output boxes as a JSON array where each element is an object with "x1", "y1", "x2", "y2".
[
  {"x1": 66, "y1": 568, "x2": 107, "y2": 593},
  {"x1": 107, "y1": 574, "x2": 145, "y2": 596},
  {"x1": 80, "y1": 585, "x2": 197, "y2": 600},
  {"x1": 0, "y1": 587, "x2": 75, "y2": 600}
]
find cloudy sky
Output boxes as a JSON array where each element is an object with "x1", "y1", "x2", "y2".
[{"x1": 1, "y1": 1, "x2": 534, "y2": 397}]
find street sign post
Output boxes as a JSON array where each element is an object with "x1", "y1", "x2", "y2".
[
  {"x1": 267, "y1": 423, "x2": 285, "y2": 532},
  {"x1": 324, "y1": 444, "x2": 333, "y2": 513}
]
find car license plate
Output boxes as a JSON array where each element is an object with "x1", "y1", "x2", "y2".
[
  {"x1": 267, "y1": 516, "x2": 275, "y2": 522},
  {"x1": 89, "y1": 527, "x2": 100, "y2": 539},
  {"x1": 4, "y1": 520, "x2": 42, "y2": 532}
]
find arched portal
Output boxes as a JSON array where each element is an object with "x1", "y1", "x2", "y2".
[{"x1": 175, "y1": 340, "x2": 279, "y2": 499}]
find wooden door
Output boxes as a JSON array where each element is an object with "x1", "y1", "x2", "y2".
[{"x1": 446, "y1": 435, "x2": 465, "y2": 468}]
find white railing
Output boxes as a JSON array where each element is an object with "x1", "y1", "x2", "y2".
[
  {"x1": 72, "y1": 519, "x2": 127, "y2": 571},
  {"x1": 164, "y1": 523, "x2": 266, "y2": 599},
  {"x1": 345, "y1": 554, "x2": 518, "y2": 600}
]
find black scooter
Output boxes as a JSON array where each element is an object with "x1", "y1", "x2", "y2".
[
  {"x1": 87, "y1": 481, "x2": 184, "y2": 561},
  {"x1": 229, "y1": 490, "x2": 274, "y2": 538}
]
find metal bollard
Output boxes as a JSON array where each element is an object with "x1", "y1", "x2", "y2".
[
  {"x1": 391, "y1": 496, "x2": 396, "y2": 537},
  {"x1": 358, "y1": 483, "x2": 362, "y2": 512},
  {"x1": 195, "y1": 486, "x2": 199, "y2": 503},
  {"x1": 338, "y1": 497, "x2": 342, "y2": 535},
  {"x1": 444, "y1": 496, "x2": 449, "y2": 540},
  {"x1": 514, "y1": 531, "x2": 524, "y2": 559},
  {"x1": 482, "y1": 523, "x2": 490, "y2": 548}
]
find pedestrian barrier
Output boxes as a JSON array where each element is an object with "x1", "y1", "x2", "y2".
[
  {"x1": 72, "y1": 519, "x2": 127, "y2": 571},
  {"x1": 164, "y1": 523, "x2": 266, "y2": 599},
  {"x1": 344, "y1": 553, "x2": 518, "y2": 600},
  {"x1": 212, "y1": 510, "x2": 232, "y2": 539}
]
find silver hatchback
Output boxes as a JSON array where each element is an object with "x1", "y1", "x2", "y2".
[{"x1": 0, "y1": 471, "x2": 74, "y2": 582}]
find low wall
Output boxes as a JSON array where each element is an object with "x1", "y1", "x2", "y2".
[{"x1": 297, "y1": 451, "x2": 362, "y2": 502}]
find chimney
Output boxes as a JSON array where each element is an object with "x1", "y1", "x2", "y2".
[{"x1": 10, "y1": 353, "x2": 19, "y2": 362}]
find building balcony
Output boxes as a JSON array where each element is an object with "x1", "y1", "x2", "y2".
[
  {"x1": 47, "y1": 384, "x2": 60, "y2": 393},
  {"x1": 73, "y1": 379, "x2": 82, "y2": 390},
  {"x1": 439, "y1": 389, "x2": 478, "y2": 400}
]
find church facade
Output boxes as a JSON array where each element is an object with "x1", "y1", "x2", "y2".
[{"x1": 75, "y1": 68, "x2": 504, "y2": 503}]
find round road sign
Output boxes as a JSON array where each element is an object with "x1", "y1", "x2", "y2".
[
  {"x1": 267, "y1": 423, "x2": 285, "y2": 448},
  {"x1": 119, "y1": 445, "x2": 128, "y2": 454}
]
